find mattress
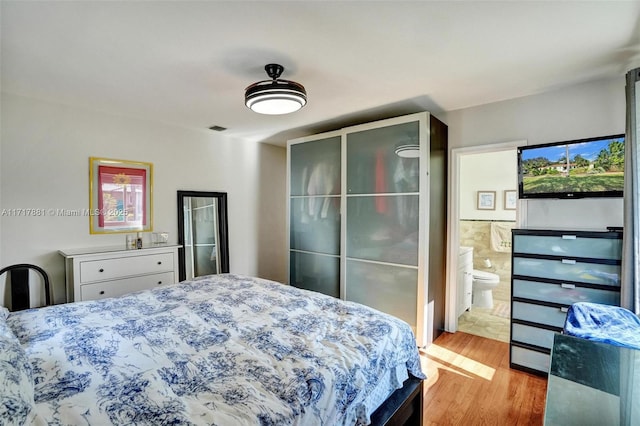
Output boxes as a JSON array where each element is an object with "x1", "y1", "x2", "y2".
[{"x1": 1, "y1": 274, "x2": 424, "y2": 425}]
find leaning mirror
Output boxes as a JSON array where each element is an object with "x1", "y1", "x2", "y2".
[{"x1": 177, "y1": 191, "x2": 229, "y2": 281}]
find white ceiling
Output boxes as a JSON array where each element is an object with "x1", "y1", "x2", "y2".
[{"x1": 2, "y1": 1, "x2": 640, "y2": 145}]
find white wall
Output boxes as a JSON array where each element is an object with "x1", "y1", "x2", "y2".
[
  {"x1": 459, "y1": 150, "x2": 518, "y2": 221},
  {"x1": 445, "y1": 77, "x2": 625, "y2": 230},
  {"x1": 0, "y1": 93, "x2": 286, "y2": 304}
]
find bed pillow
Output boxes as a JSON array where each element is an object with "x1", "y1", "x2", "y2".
[{"x1": 0, "y1": 311, "x2": 35, "y2": 425}]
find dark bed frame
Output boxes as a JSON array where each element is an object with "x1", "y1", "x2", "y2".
[{"x1": 370, "y1": 376, "x2": 423, "y2": 426}]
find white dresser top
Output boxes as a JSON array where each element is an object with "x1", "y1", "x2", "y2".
[{"x1": 59, "y1": 244, "x2": 181, "y2": 258}]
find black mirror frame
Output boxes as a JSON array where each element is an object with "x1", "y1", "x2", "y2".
[{"x1": 177, "y1": 190, "x2": 230, "y2": 281}]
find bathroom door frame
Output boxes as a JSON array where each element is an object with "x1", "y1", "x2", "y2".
[{"x1": 444, "y1": 140, "x2": 526, "y2": 333}]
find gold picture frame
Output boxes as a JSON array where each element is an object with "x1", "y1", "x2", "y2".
[{"x1": 89, "y1": 157, "x2": 153, "y2": 234}]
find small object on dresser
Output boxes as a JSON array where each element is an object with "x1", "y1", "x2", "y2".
[
  {"x1": 152, "y1": 232, "x2": 169, "y2": 245},
  {"x1": 126, "y1": 235, "x2": 135, "y2": 250},
  {"x1": 136, "y1": 232, "x2": 143, "y2": 249}
]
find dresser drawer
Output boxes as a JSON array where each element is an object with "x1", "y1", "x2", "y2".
[
  {"x1": 512, "y1": 301, "x2": 568, "y2": 328},
  {"x1": 513, "y1": 279, "x2": 620, "y2": 306},
  {"x1": 512, "y1": 257, "x2": 620, "y2": 286},
  {"x1": 513, "y1": 234, "x2": 621, "y2": 260},
  {"x1": 511, "y1": 346, "x2": 550, "y2": 374},
  {"x1": 512, "y1": 323, "x2": 558, "y2": 349},
  {"x1": 80, "y1": 253, "x2": 174, "y2": 283},
  {"x1": 80, "y1": 271, "x2": 174, "y2": 300}
]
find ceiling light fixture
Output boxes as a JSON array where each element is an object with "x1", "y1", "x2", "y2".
[{"x1": 245, "y1": 64, "x2": 307, "y2": 115}]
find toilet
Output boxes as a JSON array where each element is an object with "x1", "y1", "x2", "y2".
[{"x1": 472, "y1": 270, "x2": 500, "y2": 309}]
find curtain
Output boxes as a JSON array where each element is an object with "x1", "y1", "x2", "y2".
[{"x1": 622, "y1": 67, "x2": 640, "y2": 315}]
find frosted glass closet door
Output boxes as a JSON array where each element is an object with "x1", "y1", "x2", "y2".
[
  {"x1": 289, "y1": 136, "x2": 341, "y2": 297},
  {"x1": 345, "y1": 121, "x2": 420, "y2": 327}
]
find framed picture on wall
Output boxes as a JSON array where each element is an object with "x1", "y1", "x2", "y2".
[
  {"x1": 504, "y1": 190, "x2": 517, "y2": 210},
  {"x1": 89, "y1": 157, "x2": 153, "y2": 234},
  {"x1": 477, "y1": 191, "x2": 496, "y2": 210}
]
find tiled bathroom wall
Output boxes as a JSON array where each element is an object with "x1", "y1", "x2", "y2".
[
  {"x1": 458, "y1": 220, "x2": 515, "y2": 342},
  {"x1": 459, "y1": 220, "x2": 514, "y2": 303}
]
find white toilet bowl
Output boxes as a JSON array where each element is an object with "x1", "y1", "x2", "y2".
[{"x1": 472, "y1": 270, "x2": 500, "y2": 309}]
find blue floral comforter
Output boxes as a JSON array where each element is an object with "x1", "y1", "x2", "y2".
[
  {"x1": 564, "y1": 302, "x2": 640, "y2": 350},
  {"x1": 3, "y1": 274, "x2": 424, "y2": 425}
]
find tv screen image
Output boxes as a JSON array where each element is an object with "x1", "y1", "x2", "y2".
[{"x1": 518, "y1": 134, "x2": 625, "y2": 199}]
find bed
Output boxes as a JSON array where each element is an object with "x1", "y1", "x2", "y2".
[{"x1": 1, "y1": 274, "x2": 425, "y2": 425}]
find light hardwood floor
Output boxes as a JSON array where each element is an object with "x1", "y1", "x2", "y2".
[{"x1": 420, "y1": 332, "x2": 548, "y2": 425}]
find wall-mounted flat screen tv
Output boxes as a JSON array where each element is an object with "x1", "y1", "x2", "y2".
[{"x1": 518, "y1": 134, "x2": 625, "y2": 199}]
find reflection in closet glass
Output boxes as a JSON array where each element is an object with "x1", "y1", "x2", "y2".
[{"x1": 177, "y1": 191, "x2": 229, "y2": 281}]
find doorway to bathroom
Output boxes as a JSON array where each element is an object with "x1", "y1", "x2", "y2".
[{"x1": 445, "y1": 141, "x2": 523, "y2": 343}]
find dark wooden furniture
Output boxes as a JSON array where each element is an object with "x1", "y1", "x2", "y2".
[
  {"x1": 0, "y1": 263, "x2": 51, "y2": 311},
  {"x1": 510, "y1": 229, "x2": 623, "y2": 375},
  {"x1": 372, "y1": 376, "x2": 424, "y2": 426}
]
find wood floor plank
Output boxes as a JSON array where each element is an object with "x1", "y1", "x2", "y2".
[{"x1": 421, "y1": 332, "x2": 548, "y2": 425}]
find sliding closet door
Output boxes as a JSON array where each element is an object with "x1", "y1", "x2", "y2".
[
  {"x1": 288, "y1": 134, "x2": 341, "y2": 297},
  {"x1": 344, "y1": 118, "x2": 424, "y2": 330},
  {"x1": 287, "y1": 112, "x2": 442, "y2": 346}
]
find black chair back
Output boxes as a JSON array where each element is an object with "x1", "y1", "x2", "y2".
[{"x1": 0, "y1": 264, "x2": 51, "y2": 311}]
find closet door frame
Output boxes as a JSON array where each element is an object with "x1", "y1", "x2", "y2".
[
  {"x1": 286, "y1": 112, "x2": 432, "y2": 346},
  {"x1": 286, "y1": 129, "x2": 343, "y2": 295},
  {"x1": 341, "y1": 112, "x2": 430, "y2": 346}
]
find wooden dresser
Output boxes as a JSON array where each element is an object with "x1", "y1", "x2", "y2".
[{"x1": 59, "y1": 245, "x2": 180, "y2": 302}]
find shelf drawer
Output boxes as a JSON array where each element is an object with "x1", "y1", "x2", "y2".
[
  {"x1": 513, "y1": 279, "x2": 620, "y2": 306},
  {"x1": 80, "y1": 252, "x2": 174, "y2": 283},
  {"x1": 512, "y1": 301, "x2": 568, "y2": 328},
  {"x1": 513, "y1": 234, "x2": 621, "y2": 260},
  {"x1": 512, "y1": 323, "x2": 558, "y2": 349},
  {"x1": 511, "y1": 346, "x2": 550, "y2": 374},
  {"x1": 80, "y1": 271, "x2": 174, "y2": 301},
  {"x1": 512, "y1": 257, "x2": 620, "y2": 286}
]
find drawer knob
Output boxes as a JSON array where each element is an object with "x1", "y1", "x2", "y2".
[
  {"x1": 99, "y1": 290, "x2": 105, "y2": 295},
  {"x1": 561, "y1": 283, "x2": 576, "y2": 289},
  {"x1": 157, "y1": 281, "x2": 162, "y2": 285},
  {"x1": 157, "y1": 261, "x2": 162, "y2": 265},
  {"x1": 99, "y1": 268, "x2": 104, "y2": 272}
]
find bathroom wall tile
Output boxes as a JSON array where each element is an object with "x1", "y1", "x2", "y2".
[{"x1": 458, "y1": 220, "x2": 515, "y2": 342}]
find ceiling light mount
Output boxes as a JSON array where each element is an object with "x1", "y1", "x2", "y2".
[
  {"x1": 245, "y1": 63, "x2": 307, "y2": 115},
  {"x1": 264, "y1": 63, "x2": 284, "y2": 80}
]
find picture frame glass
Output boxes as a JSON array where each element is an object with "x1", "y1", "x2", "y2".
[
  {"x1": 477, "y1": 191, "x2": 496, "y2": 210},
  {"x1": 89, "y1": 157, "x2": 153, "y2": 234},
  {"x1": 504, "y1": 190, "x2": 517, "y2": 210}
]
